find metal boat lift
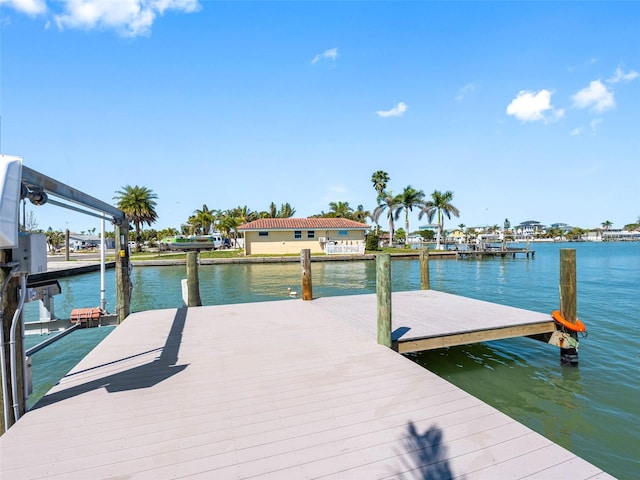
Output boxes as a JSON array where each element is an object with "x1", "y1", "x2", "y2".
[{"x1": 1, "y1": 154, "x2": 132, "y2": 432}]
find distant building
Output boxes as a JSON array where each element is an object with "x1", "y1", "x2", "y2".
[
  {"x1": 516, "y1": 220, "x2": 546, "y2": 236},
  {"x1": 238, "y1": 218, "x2": 370, "y2": 255},
  {"x1": 550, "y1": 223, "x2": 572, "y2": 233}
]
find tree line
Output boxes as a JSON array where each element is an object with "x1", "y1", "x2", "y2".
[{"x1": 32, "y1": 179, "x2": 639, "y2": 252}]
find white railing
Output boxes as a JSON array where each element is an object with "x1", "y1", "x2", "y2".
[{"x1": 324, "y1": 243, "x2": 365, "y2": 255}]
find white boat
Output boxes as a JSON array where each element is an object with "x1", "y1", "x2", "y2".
[{"x1": 159, "y1": 234, "x2": 223, "y2": 251}]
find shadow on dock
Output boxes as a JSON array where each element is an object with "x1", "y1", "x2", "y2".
[
  {"x1": 395, "y1": 421, "x2": 457, "y2": 479},
  {"x1": 33, "y1": 307, "x2": 189, "y2": 409}
]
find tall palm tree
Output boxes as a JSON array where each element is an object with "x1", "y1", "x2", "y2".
[
  {"x1": 371, "y1": 170, "x2": 390, "y2": 200},
  {"x1": 373, "y1": 191, "x2": 402, "y2": 247},
  {"x1": 394, "y1": 186, "x2": 425, "y2": 244},
  {"x1": 601, "y1": 220, "x2": 613, "y2": 230},
  {"x1": 113, "y1": 185, "x2": 158, "y2": 251},
  {"x1": 419, "y1": 190, "x2": 460, "y2": 250},
  {"x1": 328, "y1": 201, "x2": 353, "y2": 218}
]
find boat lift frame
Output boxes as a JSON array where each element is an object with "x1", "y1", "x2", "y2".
[{"x1": 1, "y1": 157, "x2": 132, "y2": 432}]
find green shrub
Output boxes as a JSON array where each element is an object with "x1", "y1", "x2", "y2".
[{"x1": 365, "y1": 234, "x2": 380, "y2": 251}]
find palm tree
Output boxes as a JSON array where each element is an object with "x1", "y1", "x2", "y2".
[
  {"x1": 371, "y1": 170, "x2": 390, "y2": 200},
  {"x1": 371, "y1": 171, "x2": 390, "y2": 232},
  {"x1": 394, "y1": 186, "x2": 425, "y2": 244},
  {"x1": 277, "y1": 203, "x2": 296, "y2": 218},
  {"x1": 192, "y1": 204, "x2": 217, "y2": 234},
  {"x1": 601, "y1": 220, "x2": 613, "y2": 230},
  {"x1": 328, "y1": 201, "x2": 354, "y2": 218},
  {"x1": 113, "y1": 185, "x2": 158, "y2": 251},
  {"x1": 373, "y1": 191, "x2": 402, "y2": 247},
  {"x1": 352, "y1": 204, "x2": 371, "y2": 223},
  {"x1": 419, "y1": 190, "x2": 460, "y2": 250}
]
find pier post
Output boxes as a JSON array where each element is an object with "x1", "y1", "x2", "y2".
[
  {"x1": 65, "y1": 228, "x2": 70, "y2": 261},
  {"x1": 115, "y1": 224, "x2": 132, "y2": 323},
  {"x1": 376, "y1": 254, "x2": 392, "y2": 347},
  {"x1": 559, "y1": 248, "x2": 579, "y2": 365},
  {"x1": 420, "y1": 249, "x2": 430, "y2": 290},
  {"x1": 186, "y1": 251, "x2": 202, "y2": 307},
  {"x1": 300, "y1": 249, "x2": 313, "y2": 300}
]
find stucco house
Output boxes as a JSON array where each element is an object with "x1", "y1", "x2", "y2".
[{"x1": 237, "y1": 218, "x2": 370, "y2": 255}]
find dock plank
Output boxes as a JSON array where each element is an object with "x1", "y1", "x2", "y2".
[{"x1": 0, "y1": 294, "x2": 611, "y2": 479}]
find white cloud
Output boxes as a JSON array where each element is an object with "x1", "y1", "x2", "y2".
[
  {"x1": 50, "y1": 0, "x2": 200, "y2": 36},
  {"x1": 505, "y1": 89, "x2": 562, "y2": 123},
  {"x1": 376, "y1": 102, "x2": 408, "y2": 118},
  {"x1": 607, "y1": 66, "x2": 639, "y2": 84},
  {"x1": 455, "y1": 83, "x2": 476, "y2": 102},
  {"x1": 570, "y1": 127, "x2": 582, "y2": 136},
  {"x1": 0, "y1": 0, "x2": 46, "y2": 15},
  {"x1": 572, "y1": 80, "x2": 615, "y2": 112},
  {"x1": 311, "y1": 48, "x2": 338, "y2": 65}
]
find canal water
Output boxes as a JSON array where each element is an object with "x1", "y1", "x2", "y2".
[{"x1": 23, "y1": 242, "x2": 639, "y2": 479}]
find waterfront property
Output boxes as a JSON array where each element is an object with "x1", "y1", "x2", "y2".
[
  {"x1": 238, "y1": 217, "x2": 369, "y2": 255},
  {"x1": 0, "y1": 298, "x2": 612, "y2": 479}
]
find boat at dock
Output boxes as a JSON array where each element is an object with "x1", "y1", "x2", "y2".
[{"x1": 158, "y1": 234, "x2": 223, "y2": 251}]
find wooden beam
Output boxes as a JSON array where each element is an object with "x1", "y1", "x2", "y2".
[{"x1": 396, "y1": 321, "x2": 556, "y2": 354}]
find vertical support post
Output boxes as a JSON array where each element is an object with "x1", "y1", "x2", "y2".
[
  {"x1": 559, "y1": 248, "x2": 578, "y2": 365},
  {"x1": 100, "y1": 215, "x2": 106, "y2": 312},
  {"x1": 420, "y1": 249, "x2": 430, "y2": 290},
  {"x1": 376, "y1": 253, "x2": 392, "y2": 347},
  {"x1": 0, "y1": 249, "x2": 18, "y2": 432},
  {"x1": 300, "y1": 249, "x2": 313, "y2": 301},
  {"x1": 186, "y1": 251, "x2": 202, "y2": 307},
  {"x1": 65, "y1": 228, "x2": 70, "y2": 261},
  {"x1": 115, "y1": 223, "x2": 131, "y2": 323}
]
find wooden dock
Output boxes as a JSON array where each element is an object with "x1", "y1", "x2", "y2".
[
  {"x1": 455, "y1": 248, "x2": 534, "y2": 259},
  {"x1": 0, "y1": 293, "x2": 611, "y2": 479}
]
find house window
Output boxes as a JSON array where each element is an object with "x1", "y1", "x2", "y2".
[
  {"x1": 338, "y1": 230, "x2": 348, "y2": 236},
  {"x1": 294, "y1": 230, "x2": 302, "y2": 239},
  {"x1": 307, "y1": 230, "x2": 315, "y2": 239},
  {"x1": 258, "y1": 231, "x2": 269, "y2": 237}
]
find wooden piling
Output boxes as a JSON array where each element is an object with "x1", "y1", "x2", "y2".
[
  {"x1": 376, "y1": 253, "x2": 392, "y2": 347},
  {"x1": 559, "y1": 248, "x2": 579, "y2": 365},
  {"x1": 300, "y1": 249, "x2": 313, "y2": 300},
  {"x1": 65, "y1": 229, "x2": 70, "y2": 261},
  {"x1": 420, "y1": 249, "x2": 430, "y2": 290},
  {"x1": 115, "y1": 224, "x2": 132, "y2": 323},
  {"x1": 186, "y1": 251, "x2": 202, "y2": 307}
]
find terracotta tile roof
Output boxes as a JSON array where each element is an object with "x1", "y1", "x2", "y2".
[{"x1": 238, "y1": 218, "x2": 370, "y2": 231}]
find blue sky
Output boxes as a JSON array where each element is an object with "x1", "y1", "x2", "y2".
[{"x1": 1, "y1": 0, "x2": 639, "y2": 234}]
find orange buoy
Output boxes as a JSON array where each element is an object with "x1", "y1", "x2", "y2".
[{"x1": 552, "y1": 310, "x2": 586, "y2": 333}]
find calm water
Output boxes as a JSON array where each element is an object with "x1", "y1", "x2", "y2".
[{"x1": 23, "y1": 242, "x2": 639, "y2": 479}]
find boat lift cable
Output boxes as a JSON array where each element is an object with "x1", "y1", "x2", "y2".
[{"x1": 44, "y1": 198, "x2": 114, "y2": 222}]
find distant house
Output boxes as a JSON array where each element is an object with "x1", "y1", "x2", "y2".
[
  {"x1": 516, "y1": 220, "x2": 546, "y2": 236},
  {"x1": 69, "y1": 233, "x2": 101, "y2": 251},
  {"x1": 237, "y1": 218, "x2": 370, "y2": 255}
]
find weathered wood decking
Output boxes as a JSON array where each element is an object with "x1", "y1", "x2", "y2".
[
  {"x1": 1, "y1": 293, "x2": 610, "y2": 479},
  {"x1": 308, "y1": 290, "x2": 556, "y2": 353}
]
